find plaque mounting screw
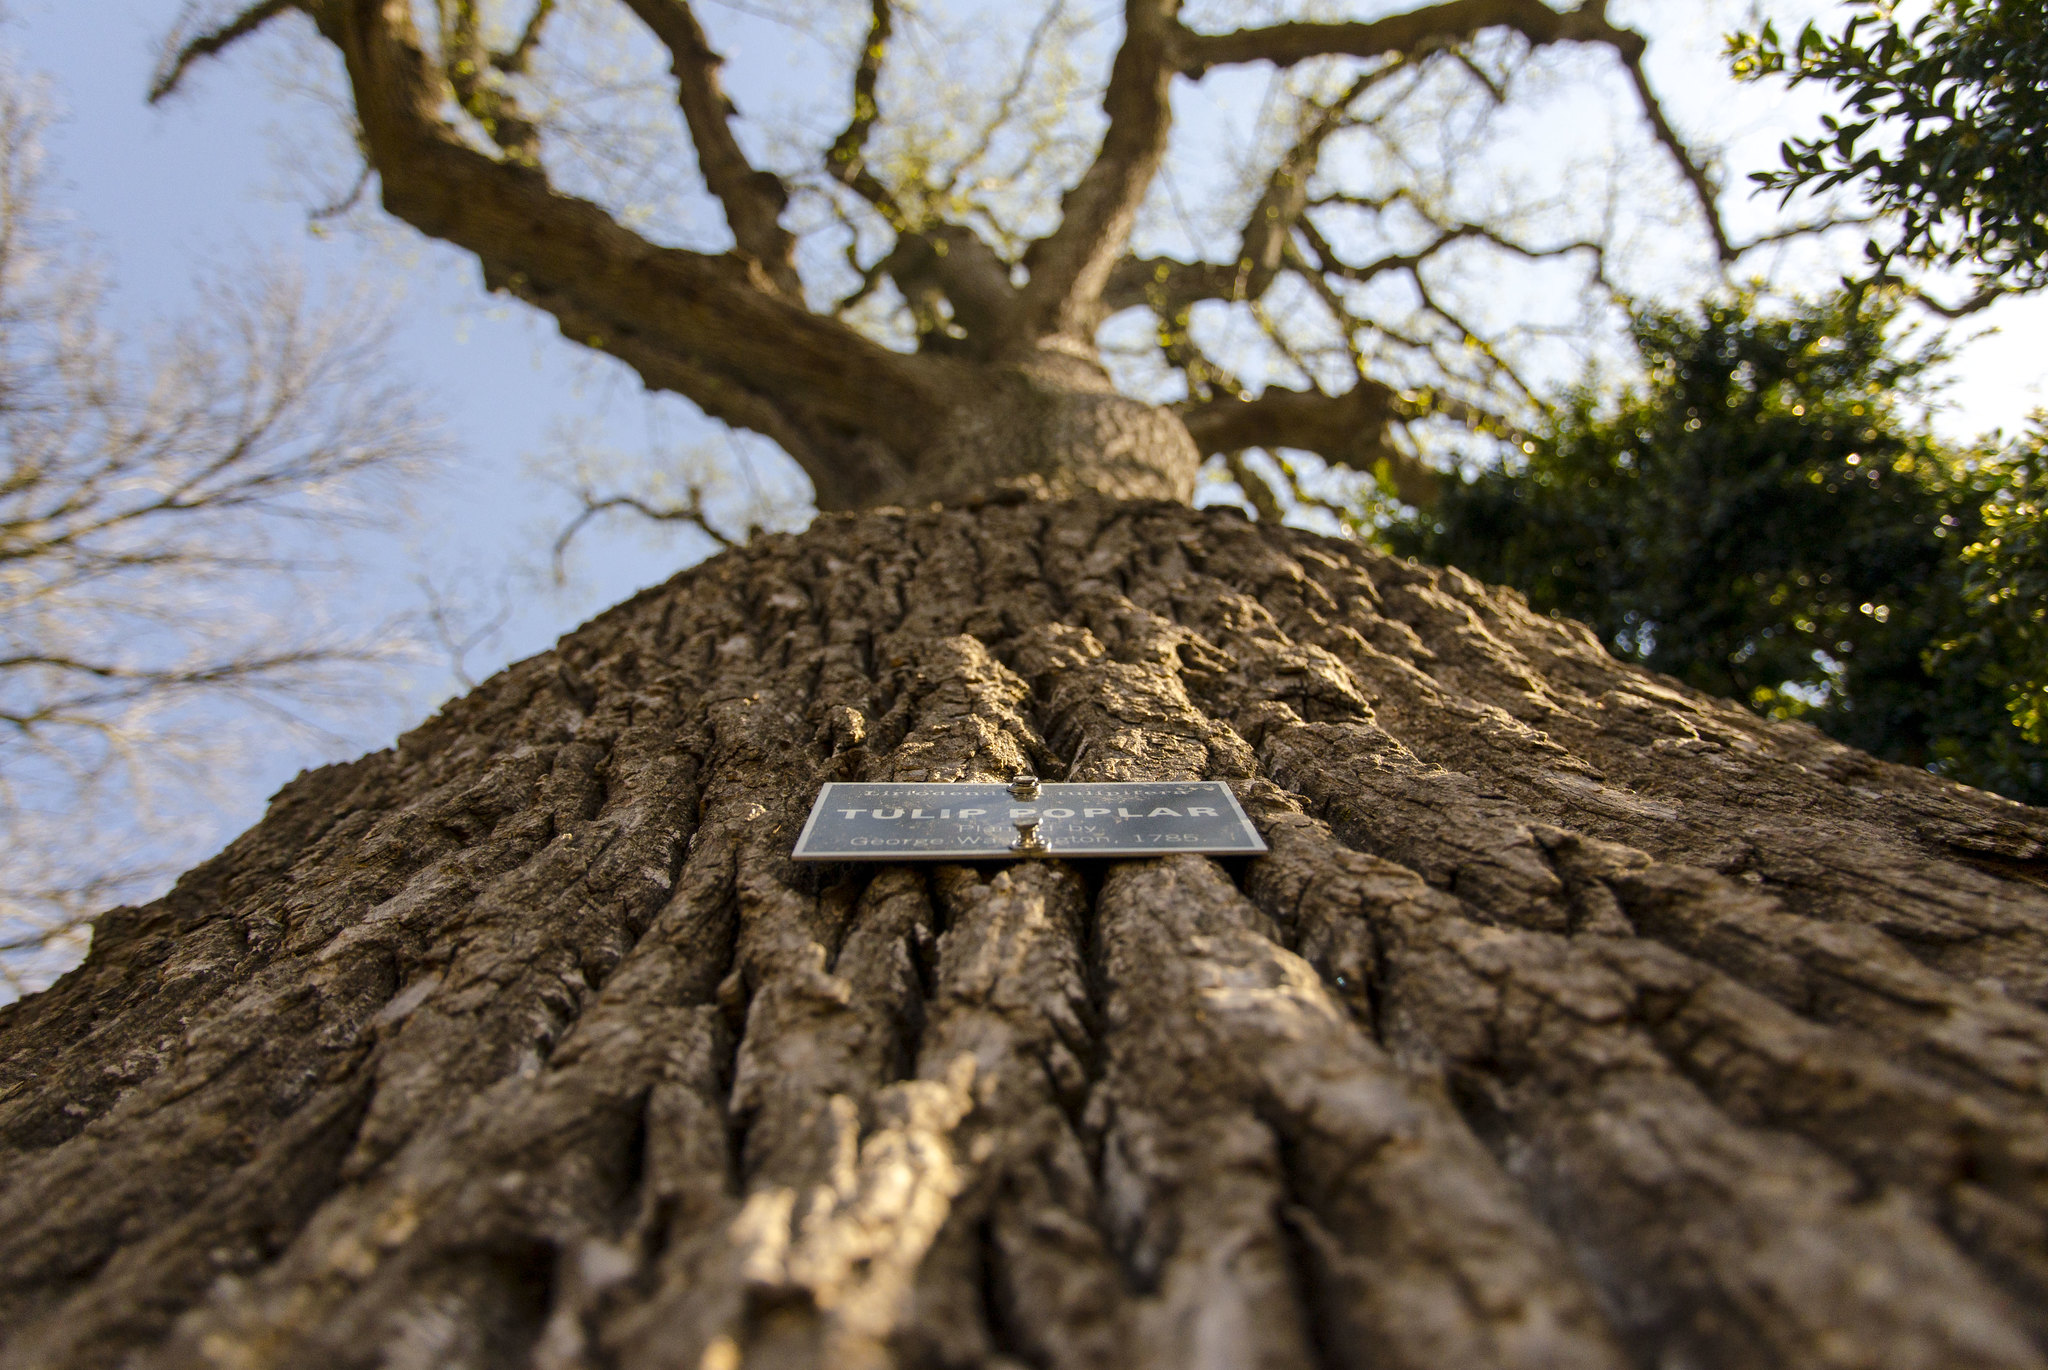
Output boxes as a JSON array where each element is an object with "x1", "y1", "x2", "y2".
[
  {"x1": 1011, "y1": 816, "x2": 1047, "y2": 856},
  {"x1": 1009, "y1": 770, "x2": 1040, "y2": 800}
]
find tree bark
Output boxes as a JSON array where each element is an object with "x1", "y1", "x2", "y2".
[{"x1": 4, "y1": 495, "x2": 2048, "y2": 1370}]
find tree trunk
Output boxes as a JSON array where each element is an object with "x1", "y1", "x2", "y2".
[
  {"x1": 897, "y1": 355, "x2": 1200, "y2": 508},
  {"x1": 5, "y1": 494, "x2": 2048, "y2": 1370}
]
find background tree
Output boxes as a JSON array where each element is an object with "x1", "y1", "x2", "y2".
[
  {"x1": 0, "y1": 55, "x2": 440, "y2": 988},
  {"x1": 1954, "y1": 424, "x2": 2048, "y2": 750},
  {"x1": 3, "y1": 4, "x2": 2048, "y2": 1369},
  {"x1": 1385, "y1": 2, "x2": 2048, "y2": 806},
  {"x1": 1390, "y1": 289, "x2": 2048, "y2": 803},
  {"x1": 1729, "y1": 0, "x2": 2048, "y2": 311}
]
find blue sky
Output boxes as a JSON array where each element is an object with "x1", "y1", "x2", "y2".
[
  {"x1": 3, "y1": 0, "x2": 2044, "y2": 989},
  {"x1": 10, "y1": 0, "x2": 765, "y2": 754}
]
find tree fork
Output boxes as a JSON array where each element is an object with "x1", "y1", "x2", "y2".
[{"x1": 4, "y1": 498, "x2": 2047, "y2": 1370}]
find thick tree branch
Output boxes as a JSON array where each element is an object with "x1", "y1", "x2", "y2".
[
  {"x1": 876, "y1": 226, "x2": 1022, "y2": 354},
  {"x1": 309, "y1": 0, "x2": 946, "y2": 504},
  {"x1": 1179, "y1": 380, "x2": 1443, "y2": 506},
  {"x1": 492, "y1": 0, "x2": 554, "y2": 73},
  {"x1": 1018, "y1": 0, "x2": 1179, "y2": 346},
  {"x1": 517, "y1": 279, "x2": 910, "y2": 510},
  {"x1": 817, "y1": 0, "x2": 1029, "y2": 352},
  {"x1": 1175, "y1": 0, "x2": 1625, "y2": 76},
  {"x1": 1270, "y1": 449, "x2": 1368, "y2": 522},
  {"x1": 1222, "y1": 449, "x2": 1286, "y2": 521},
  {"x1": 1101, "y1": 257, "x2": 1241, "y2": 317},
  {"x1": 619, "y1": 0, "x2": 802, "y2": 297}
]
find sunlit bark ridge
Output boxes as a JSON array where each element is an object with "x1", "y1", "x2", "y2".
[{"x1": 155, "y1": 0, "x2": 1732, "y2": 514}]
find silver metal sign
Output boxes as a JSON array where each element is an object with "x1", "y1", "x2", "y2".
[{"x1": 792, "y1": 777, "x2": 1267, "y2": 861}]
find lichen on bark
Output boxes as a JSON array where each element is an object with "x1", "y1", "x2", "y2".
[{"x1": 4, "y1": 497, "x2": 2047, "y2": 1370}]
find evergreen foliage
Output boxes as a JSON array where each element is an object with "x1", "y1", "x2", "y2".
[
  {"x1": 1388, "y1": 292, "x2": 2048, "y2": 803},
  {"x1": 1729, "y1": 0, "x2": 2048, "y2": 301}
]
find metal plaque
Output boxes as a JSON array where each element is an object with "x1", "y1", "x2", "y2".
[{"x1": 792, "y1": 780, "x2": 1267, "y2": 861}]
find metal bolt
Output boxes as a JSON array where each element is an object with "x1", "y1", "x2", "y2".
[
  {"x1": 1009, "y1": 770, "x2": 1040, "y2": 800},
  {"x1": 1011, "y1": 816, "x2": 1047, "y2": 856}
]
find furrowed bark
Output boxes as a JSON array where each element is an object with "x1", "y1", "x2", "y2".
[{"x1": 5, "y1": 498, "x2": 2047, "y2": 1369}]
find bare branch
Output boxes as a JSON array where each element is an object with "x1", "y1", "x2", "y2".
[
  {"x1": 308, "y1": 162, "x2": 375, "y2": 222},
  {"x1": 1175, "y1": 1, "x2": 1737, "y2": 262},
  {"x1": 1175, "y1": 0, "x2": 1628, "y2": 76},
  {"x1": 1101, "y1": 257, "x2": 1243, "y2": 317},
  {"x1": 1728, "y1": 213, "x2": 1878, "y2": 256},
  {"x1": 619, "y1": 0, "x2": 802, "y2": 296},
  {"x1": 1103, "y1": 59, "x2": 1575, "y2": 328},
  {"x1": 826, "y1": 0, "x2": 904, "y2": 222},
  {"x1": 1284, "y1": 240, "x2": 1379, "y2": 382},
  {"x1": 1301, "y1": 215, "x2": 1479, "y2": 285},
  {"x1": 1229, "y1": 66, "x2": 1399, "y2": 306},
  {"x1": 814, "y1": 1, "x2": 1032, "y2": 354},
  {"x1": 1141, "y1": 282, "x2": 1248, "y2": 404},
  {"x1": 938, "y1": 0, "x2": 1069, "y2": 204},
  {"x1": 1412, "y1": 270, "x2": 1540, "y2": 405},
  {"x1": 414, "y1": 575, "x2": 515, "y2": 690},
  {"x1": 551, "y1": 490, "x2": 735, "y2": 585},
  {"x1": 1306, "y1": 194, "x2": 1614, "y2": 292},
  {"x1": 0, "y1": 76, "x2": 447, "y2": 981},
  {"x1": 1613, "y1": 48, "x2": 1732, "y2": 263},
  {"x1": 1888, "y1": 278, "x2": 2009, "y2": 319},
  {"x1": 1449, "y1": 46, "x2": 1507, "y2": 103},
  {"x1": 0, "y1": 650, "x2": 359, "y2": 718},
  {"x1": 151, "y1": 0, "x2": 297, "y2": 103}
]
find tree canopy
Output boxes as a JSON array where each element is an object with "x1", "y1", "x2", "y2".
[{"x1": 152, "y1": 0, "x2": 1779, "y2": 522}]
